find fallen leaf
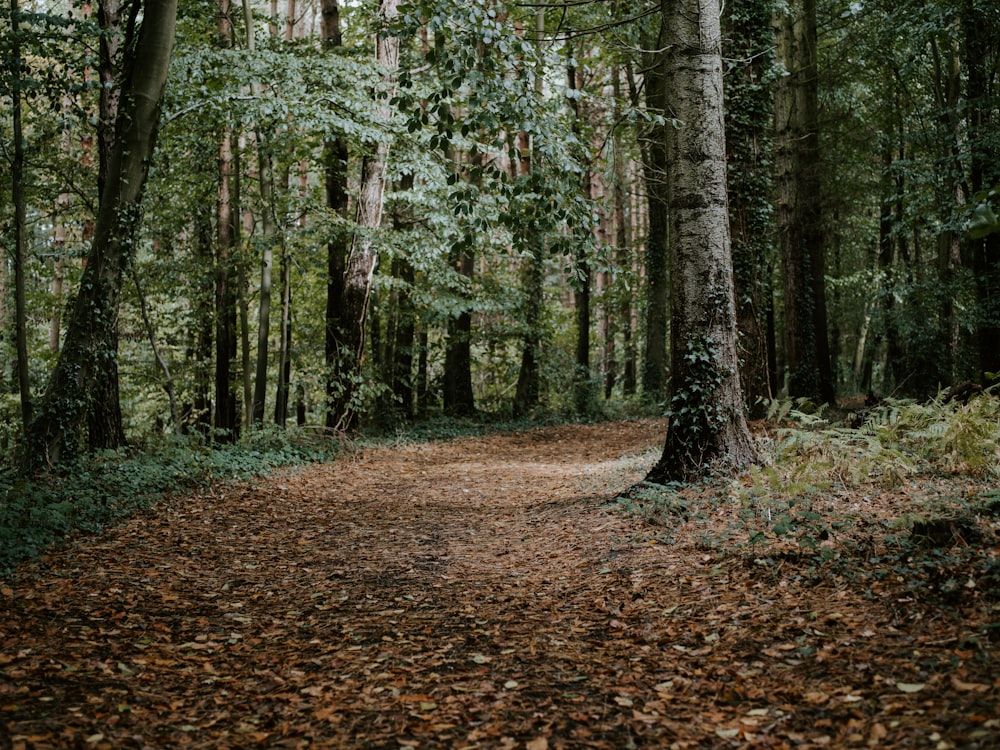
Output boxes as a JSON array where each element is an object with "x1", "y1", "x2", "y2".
[{"x1": 896, "y1": 682, "x2": 925, "y2": 693}]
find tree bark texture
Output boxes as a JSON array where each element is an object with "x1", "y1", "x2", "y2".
[
  {"x1": 326, "y1": 0, "x2": 399, "y2": 431},
  {"x1": 9, "y1": 0, "x2": 33, "y2": 433},
  {"x1": 646, "y1": 0, "x2": 757, "y2": 484},
  {"x1": 245, "y1": 0, "x2": 279, "y2": 426},
  {"x1": 964, "y1": 0, "x2": 1000, "y2": 379},
  {"x1": 87, "y1": 0, "x2": 128, "y2": 450},
  {"x1": 640, "y1": 30, "x2": 669, "y2": 404},
  {"x1": 724, "y1": 0, "x2": 774, "y2": 417},
  {"x1": 774, "y1": 0, "x2": 835, "y2": 404},
  {"x1": 24, "y1": 0, "x2": 177, "y2": 469}
]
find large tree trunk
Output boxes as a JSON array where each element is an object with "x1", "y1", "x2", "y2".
[
  {"x1": 326, "y1": 0, "x2": 399, "y2": 431},
  {"x1": 774, "y1": 0, "x2": 835, "y2": 404},
  {"x1": 645, "y1": 0, "x2": 757, "y2": 484},
  {"x1": 724, "y1": 0, "x2": 774, "y2": 417},
  {"x1": 87, "y1": 0, "x2": 128, "y2": 450},
  {"x1": 24, "y1": 0, "x2": 177, "y2": 470}
]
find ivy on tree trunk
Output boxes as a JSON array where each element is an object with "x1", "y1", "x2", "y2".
[{"x1": 24, "y1": 0, "x2": 178, "y2": 470}]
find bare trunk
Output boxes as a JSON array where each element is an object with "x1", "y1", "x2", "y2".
[
  {"x1": 274, "y1": 249, "x2": 292, "y2": 425},
  {"x1": 513, "y1": 9, "x2": 546, "y2": 416},
  {"x1": 646, "y1": 0, "x2": 756, "y2": 484},
  {"x1": 10, "y1": 0, "x2": 32, "y2": 432},
  {"x1": 640, "y1": 24, "x2": 669, "y2": 404},
  {"x1": 774, "y1": 0, "x2": 835, "y2": 404},
  {"x1": 244, "y1": 0, "x2": 279, "y2": 426},
  {"x1": 327, "y1": 0, "x2": 400, "y2": 430}
]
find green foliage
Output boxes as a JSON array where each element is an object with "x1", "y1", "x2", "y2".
[
  {"x1": 966, "y1": 186, "x2": 1000, "y2": 239},
  {"x1": 0, "y1": 429, "x2": 334, "y2": 576},
  {"x1": 619, "y1": 394, "x2": 1000, "y2": 592},
  {"x1": 668, "y1": 335, "x2": 727, "y2": 438}
]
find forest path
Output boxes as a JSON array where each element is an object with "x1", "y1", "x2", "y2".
[{"x1": 2, "y1": 419, "x2": 997, "y2": 749}]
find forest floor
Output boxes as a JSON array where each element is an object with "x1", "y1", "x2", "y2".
[{"x1": 1, "y1": 418, "x2": 998, "y2": 749}]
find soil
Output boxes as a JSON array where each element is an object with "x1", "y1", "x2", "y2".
[{"x1": 1, "y1": 418, "x2": 997, "y2": 749}]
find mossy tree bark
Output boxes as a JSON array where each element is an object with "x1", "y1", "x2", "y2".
[{"x1": 24, "y1": 0, "x2": 177, "y2": 470}]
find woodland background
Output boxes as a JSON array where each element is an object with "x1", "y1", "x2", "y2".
[{"x1": 2, "y1": 0, "x2": 1000, "y2": 464}]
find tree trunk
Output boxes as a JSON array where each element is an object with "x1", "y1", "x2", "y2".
[
  {"x1": 322, "y1": 0, "x2": 351, "y2": 430},
  {"x1": 9, "y1": 0, "x2": 32, "y2": 433},
  {"x1": 326, "y1": 0, "x2": 399, "y2": 431},
  {"x1": 190, "y1": 209, "x2": 215, "y2": 436},
  {"x1": 245, "y1": 0, "x2": 279, "y2": 426},
  {"x1": 444, "y1": 243, "x2": 476, "y2": 416},
  {"x1": 24, "y1": 0, "x2": 177, "y2": 470},
  {"x1": 724, "y1": 0, "x2": 774, "y2": 417},
  {"x1": 442, "y1": 145, "x2": 476, "y2": 417},
  {"x1": 964, "y1": 0, "x2": 1000, "y2": 379},
  {"x1": 391, "y1": 255, "x2": 416, "y2": 418},
  {"x1": 566, "y1": 55, "x2": 593, "y2": 416},
  {"x1": 86, "y1": 0, "x2": 128, "y2": 450},
  {"x1": 774, "y1": 0, "x2": 835, "y2": 404},
  {"x1": 640, "y1": 23, "x2": 669, "y2": 404},
  {"x1": 274, "y1": 249, "x2": 292, "y2": 425},
  {"x1": 513, "y1": 9, "x2": 546, "y2": 417},
  {"x1": 645, "y1": 0, "x2": 757, "y2": 484},
  {"x1": 213, "y1": 0, "x2": 240, "y2": 442}
]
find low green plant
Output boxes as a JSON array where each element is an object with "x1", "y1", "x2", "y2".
[{"x1": 0, "y1": 428, "x2": 335, "y2": 577}]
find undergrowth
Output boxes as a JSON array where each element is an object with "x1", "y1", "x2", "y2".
[
  {"x1": 0, "y1": 428, "x2": 334, "y2": 577},
  {"x1": 617, "y1": 392, "x2": 1000, "y2": 610}
]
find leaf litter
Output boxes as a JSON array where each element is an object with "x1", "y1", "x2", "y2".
[{"x1": 1, "y1": 418, "x2": 997, "y2": 749}]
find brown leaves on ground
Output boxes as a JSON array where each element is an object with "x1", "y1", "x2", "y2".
[{"x1": 1, "y1": 419, "x2": 997, "y2": 749}]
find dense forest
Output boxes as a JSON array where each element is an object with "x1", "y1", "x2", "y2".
[{"x1": 2, "y1": 0, "x2": 999, "y2": 471}]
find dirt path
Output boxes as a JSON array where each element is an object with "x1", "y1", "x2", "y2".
[{"x1": 1, "y1": 419, "x2": 997, "y2": 749}]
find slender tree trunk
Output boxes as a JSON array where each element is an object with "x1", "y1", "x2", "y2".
[
  {"x1": 24, "y1": 0, "x2": 178, "y2": 469},
  {"x1": 9, "y1": 0, "x2": 32, "y2": 432},
  {"x1": 442, "y1": 145, "x2": 476, "y2": 417},
  {"x1": 213, "y1": 0, "x2": 240, "y2": 442},
  {"x1": 930, "y1": 33, "x2": 964, "y2": 390},
  {"x1": 645, "y1": 0, "x2": 757, "y2": 484},
  {"x1": 321, "y1": 0, "x2": 351, "y2": 429},
  {"x1": 274, "y1": 248, "x2": 292, "y2": 425},
  {"x1": 513, "y1": 9, "x2": 546, "y2": 416},
  {"x1": 391, "y1": 248, "x2": 416, "y2": 418},
  {"x1": 640, "y1": 23, "x2": 669, "y2": 404},
  {"x1": 774, "y1": 0, "x2": 835, "y2": 404},
  {"x1": 191, "y1": 208, "x2": 214, "y2": 435},
  {"x1": 326, "y1": 0, "x2": 399, "y2": 430},
  {"x1": 724, "y1": 0, "x2": 774, "y2": 417},
  {"x1": 244, "y1": 0, "x2": 279, "y2": 426},
  {"x1": 566, "y1": 53, "x2": 593, "y2": 416}
]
